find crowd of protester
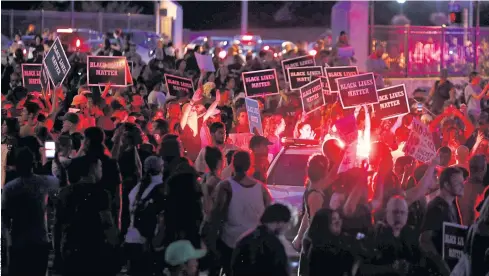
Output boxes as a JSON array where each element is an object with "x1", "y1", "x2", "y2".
[{"x1": 1, "y1": 27, "x2": 489, "y2": 276}]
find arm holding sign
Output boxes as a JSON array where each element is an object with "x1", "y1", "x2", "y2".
[
  {"x1": 101, "y1": 83, "x2": 112, "y2": 99},
  {"x1": 203, "y1": 90, "x2": 220, "y2": 122},
  {"x1": 405, "y1": 155, "x2": 439, "y2": 206}
]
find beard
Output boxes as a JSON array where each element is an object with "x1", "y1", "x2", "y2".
[{"x1": 215, "y1": 139, "x2": 224, "y2": 145}]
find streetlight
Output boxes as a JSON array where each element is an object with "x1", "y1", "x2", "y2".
[{"x1": 397, "y1": 0, "x2": 406, "y2": 15}]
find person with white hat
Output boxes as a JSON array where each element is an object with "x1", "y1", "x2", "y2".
[{"x1": 165, "y1": 240, "x2": 207, "y2": 276}]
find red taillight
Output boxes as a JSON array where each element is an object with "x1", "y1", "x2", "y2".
[{"x1": 75, "y1": 39, "x2": 81, "y2": 48}]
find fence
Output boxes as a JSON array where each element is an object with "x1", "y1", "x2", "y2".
[
  {"x1": 1, "y1": 9, "x2": 155, "y2": 37},
  {"x1": 370, "y1": 25, "x2": 489, "y2": 78}
]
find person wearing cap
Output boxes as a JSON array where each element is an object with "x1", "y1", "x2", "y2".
[
  {"x1": 165, "y1": 240, "x2": 206, "y2": 276},
  {"x1": 125, "y1": 156, "x2": 165, "y2": 276},
  {"x1": 249, "y1": 135, "x2": 273, "y2": 183},
  {"x1": 61, "y1": 112, "x2": 84, "y2": 152},
  {"x1": 148, "y1": 81, "x2": 167, "y2": 109},
  {"x1": 426, "y1": 69, "x2": 456, "y2": 115},
  {"x1": 231, "y1": 203, "x2": 292, "y2": 276}
]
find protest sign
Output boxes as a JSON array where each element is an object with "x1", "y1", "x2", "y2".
[
  {"x1": 195, "y1": 53, "x2": 216, "y2": 72},
  {"x1": 336, "y1": 73, "x2": 378, "y2": 109},
  {"x1": 442, "y1": 222, "x2": 468, "y2": 270},
  {"x1": 287, "y1": 66, "x2": 323, "y2": 90},
  {"x1": 403, "y1": 118, "x2": 437, "y2": 163},
  {"x1": 228, "y1": 133, "x2": 254, "y2": 151},
  {"x1": 245, "y1": 98, "x2": 263, "y2": 135},
  {"x1": 40, "y1": 64, "x2": 51, "y2": 93},
  {"x1": 373, "y1": 84, "x2": 410, "y2": 120},
  {"x1": 21, "y1": 64, "x2": 42, "y2": 93},
  {"x1": 334, "y1": 115, "x2": 359, "y2": 174},
  {"x1": 43, "y1": 37, "x2": 71, "y2": 87},
  {"x1": 242, "y1": 69, "x2": 279, "y2": 98},
  {"x1": 300, "y1": 78, "x2": 325, "y2": 114},
  {"x1": 164, "y1": 74, "x2": 194, "y2": 98},
  {"x1": 324, "y1": 66, "x2": 358, "y2": 92},
  {"x1": 87, "y1": 56, "x2": 128, "y2": 87},
  {"x1": 318, "y1": 76, "x2": 330, "y2": 94},
  {"x1": 281, "y1": 55, "x2": 316, "y2": 83}
]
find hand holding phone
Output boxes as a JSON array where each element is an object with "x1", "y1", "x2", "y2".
[{"x1": 45, "y1": 141, "x2": 56, "y2": 159}]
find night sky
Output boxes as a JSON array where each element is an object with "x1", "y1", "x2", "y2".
[{"x1": 1, "y1": 1, "x2": 488, "y2": 30}]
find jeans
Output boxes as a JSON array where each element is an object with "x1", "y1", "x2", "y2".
[{"x1": 8, "y1": 242, "x2": 50, "y2": 276}]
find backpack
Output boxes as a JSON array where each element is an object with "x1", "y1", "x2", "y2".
[{"x1": 133, "y1": 184, "x2": 164, "y2": 239}]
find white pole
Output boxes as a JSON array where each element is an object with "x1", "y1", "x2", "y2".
[
  {"x1": 155, "y1": 1, "x2": 161, "y2": 35},
  {"x1": 241, "y1": 0, "x2": 248, "y2": 35}
]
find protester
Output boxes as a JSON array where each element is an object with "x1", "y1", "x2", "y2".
[
  {"x1": 2, "y1": 147, "x2": 59, "y2": 276},
  {"x1": 231, "y1": 203, "x2": 292, "y2": 276}
]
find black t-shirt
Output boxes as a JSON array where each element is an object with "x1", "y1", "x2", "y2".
[
  {"x1": 56, "y1": 181, "x2": 110, "y2": 251},
  {"x1": 420, "y1": 196, "x2": 462, "y2": 256},
  {"x1": 62, "y1": 131, "x2": 84, "y2": 152},
  {"x1": 231, "y1": 225, "x2": 289, "y2": 276}
]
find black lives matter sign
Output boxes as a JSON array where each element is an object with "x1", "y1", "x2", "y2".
[
  {"x1": 21, "y1": 64, "x2": 42, "y2": 93},
  {"x1": 87, "y1": 56, "x2": 127, "y2": 87},
  {"x1": 242, "y1": 69, "x2": 279, "y2": 98},
  {"x1": 324, "y1": 66, "x2": 358, "y2": 93},
  {"x1": 164, "y1": 74, "x2": 194, "y2": 98},
  {"x1": 300, "y1": 78, "x2": 325, "y2": 114},
  {"x1": 336, "y1": 73, "x2": 379, "y2": 109},
  {"x1": 287, "y1": 66, "x2": 323, "y2": 90},
  {"x1": 374, "y1": 84, "x2": 410, "y2": 120},
  {"x1": 43, "y1": 37, "x2": 71, "y2": 87},
  {"x1": 281, "y1": 55, "x2": 315, "y2": 83},
  {"x1": 442, "y1": 222, "x2": 468, "y2": 270},
  {"x1": 40, "y1": 64, "x2": 51, "y2": 92}
]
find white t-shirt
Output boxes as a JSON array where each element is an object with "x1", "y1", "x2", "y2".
[
  {"x1": 148, "y1": 90, "x2": 167, "y2": 108},
  {"x1": 465, "y1": 84, "x2": 482, "y2": 116}
]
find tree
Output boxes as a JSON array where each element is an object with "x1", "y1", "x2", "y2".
[{"x1": 81, "y1": 1, "x2": 143, "y2": 14}]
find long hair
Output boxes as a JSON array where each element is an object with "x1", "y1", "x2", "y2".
[{"x1": 307, "y1": 208, "x2": 339, "y2": 246}]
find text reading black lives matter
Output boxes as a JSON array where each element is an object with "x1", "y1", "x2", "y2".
[
  {"x1": 242, "y1": 69, "x2": 279, "y2": 98},
  {"x1": 300, "y1": 78, "x2": 325, "y2": 114},
  {"x1": 44, "y1": 37, "x2": 70, "y2": 87},
  {"x1": 281, "y1": 55, "x2": 315, "y2": 83},
  {"x1": 336, "y1": 73, "x2": 378, "y2": 109},
  {"x1": 165, "y1": 74, "x2": 194, "y2": 97},
  {"x1": 87, "y1": 56, "x2": 127, "y2": 86},
  {"x1": 325, "y1": 66, "x2": 358, "y2": 92},
  {"x1": 288, "y1": 66, "x2": 323, "y2": 90},
  {"x1": 374, "y1": 84, "x2": 410, "y2": 120},
  {"x1": 21, "y1": 64, "x2": 42, "y2": 93}
]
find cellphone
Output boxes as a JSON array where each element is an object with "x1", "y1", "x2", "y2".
[
  {"x1": 45, "y1": 141, "x2": 56, "y2": 159},
  {"x1": 416, "y1": 103, "x2": 423, "y2": 112},
  {"x1": 356, "y1": 232, "x2": 365, "y2": 240}
]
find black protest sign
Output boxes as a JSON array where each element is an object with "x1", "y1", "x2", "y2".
[
  {"x1": 288, "y1": 66, "x2": 323, "y2": 90},
  {"x1": 242, "y1": 69, "x2": 279, "y2": 98},
  {"x1": 318, "y1": 76, "x2": 330, "y2": 94},
  {"x1": 40, "y1": 64, "x2": 51, "y2": 92},
  {"x1": 300, "y1": 78, "x2": 325, "y2": 114},
  {"x1": 281, "y1": 55, "x2": 316, "y2": 83},
  {"x1": 43, "y1": 37, "x2": 71, "y2": 87},
  {"x1": 21, "y1": 64, "x2": 42, "y2": 93},
  {"x1": 442, "y1": 222, "x2": 468, "y2": 270},
  {"x1": 324, "y1": 66, "x2": 358, "y2": 92},
  {"x1": 164, "y1": 74, "x2": 194, "y2": 98},
  {"x1": 87, "y1": 56, "x2": 127, "y2": 87},
  {"x1": 374, "y1": 84, "x2": 410, "y2": 120},
  {"x1": 336, "y1": 73, "x2": 379, "y2": 109}
]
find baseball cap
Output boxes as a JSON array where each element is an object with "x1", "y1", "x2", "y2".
[
  {"x1": 249, "y1": 135, "x2": 273, "y2": 149},
  {"x1": 62, "y1": 112, "x2": 80, "y2": 125},
  {"x1": 144, "y1": 156, "x2": 164, "y2": 174},
  {"x1": 164, "y1": 240, "x2": 207, "y2": 266},
  {"x1": 71, "y1": 94, "x2": 88, "y2": 106}
]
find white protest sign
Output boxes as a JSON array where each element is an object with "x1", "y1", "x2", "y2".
[
  {"x1": 403, "y1": 118, "x2": 436, "y2": 163},
  {"x1": 195, "y1": 53, "x2": 216, "y2": 72}
]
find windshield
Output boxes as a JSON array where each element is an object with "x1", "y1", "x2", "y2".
[{"x1": 267, "y1": 153, "x2": 310, "y2": 187}]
